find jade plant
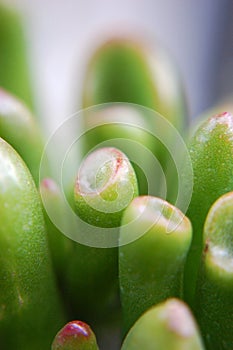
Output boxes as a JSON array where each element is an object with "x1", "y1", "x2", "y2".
[{"x1": 1, "y1": 7, "x2": 233, "y2": 349}]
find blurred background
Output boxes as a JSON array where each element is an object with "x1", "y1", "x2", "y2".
[{"x1": 1, "y1": 0, "x2": 233, "y2": 134}]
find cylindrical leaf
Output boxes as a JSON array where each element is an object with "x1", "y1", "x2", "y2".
[
  {"x1": 195, "y1": 191, "x2": 233, "y2": 350},
  {"x1": 119, "y1": 196, "x2": 192, "y2": 334},
  {"x1": 74, "y1": 147, "x2": 138, "y2": 228},
  {"x1": 0, "y1": 138, "x2": 64, "y2": 349},
  {"x1": 65, "y1": 147, "x2": 138, "y2": 321},
  {"x1": 184, "y1": 112, "x2": 233, "y2": 305},
  {"x1": 121, "y1": 298, "x2": 205, "y2": 350},
  {"x1": 83, "y1": 37, "x2": 187, "y2": 131},
  {"x1": 81, "y1": 37, "x2": 188, "y2": 197},
  {"x1": 0, "y1": 88, "x2": 45, "y2": 184},
  {"x1": 0, "y1": 3, "x2": 33, "y2": 107},
  {"x1": 40, "y1": 178, "x2": 74, "y2": 284}
]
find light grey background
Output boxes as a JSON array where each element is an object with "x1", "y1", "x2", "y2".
[{"x1": 4, "y1": 0, "x2": 233, "y2": 134}]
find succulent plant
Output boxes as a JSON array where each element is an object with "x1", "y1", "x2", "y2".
[{"x1": 0, "y1": 9, "x2": 232, "y2": 350}]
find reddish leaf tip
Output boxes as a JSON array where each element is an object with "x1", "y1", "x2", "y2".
[
  {"x1": 58, "y1": 321, "x2": 91, "y2": 340},
  {"x1": 52, "y1": 321, "x2": 98, "y2": 350},
  {"x1": 41, "y1": 178, "x2": 58, "y2": 192}
]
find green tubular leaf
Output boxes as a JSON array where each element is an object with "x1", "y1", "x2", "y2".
[
  {"x1": 74, "y1": 147, "x2": 138, "y2": 228},
  {"x1": 64, "y1": 147, "x2": 138, "y2": 321},
  {"x1": 0, "y1": 89, "x2": 45, "y2": 185},
  {"x1": 52, "y1": 320, "x2": 99, "y2": 350},
  {"x1": 79, "y1": 105, "x2": 160, "y2": 195},
  {"x1": 83, "y1": 37, "x2": 187, "y2": 131},
  {"x1": 189, "y1": 98, "x2": 233, "y2": 138},
  {"x1": 184, "y1": 111, "x2": 233, "y2": 306},
  {"x1": 81, "y1": 37, "x2": 188, "y2": 198},
  {"x1": 195, "y1": 192, "x2": 233, "y2": 350},
  {"x1": 40, "y1": 178, "x2": 74, "y2": 284},
  {"x1": 0, "y1": 3, "x2": 33, "y2": 107},
  {"x1": 119, "y1": 196, "x2": 192, "y2": 334},
  {"x1": 0, "y1": 138, "x2": 65, "y2": 349},
  {"x1": 121, "y1": 298, "x2": 205, "y2": 350}
]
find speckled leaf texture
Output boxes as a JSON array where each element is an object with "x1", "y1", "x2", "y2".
[
  {"x1": 0, "y1": 138, "x2": 64, "y2": 350},
  {"x1": 184, "y1": 112, "x2": 233, "y2": 306}
]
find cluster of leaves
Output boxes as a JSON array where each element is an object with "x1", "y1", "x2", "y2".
[{"x1": 0, "y1": 2, "x2": 233, "y2": 350}]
